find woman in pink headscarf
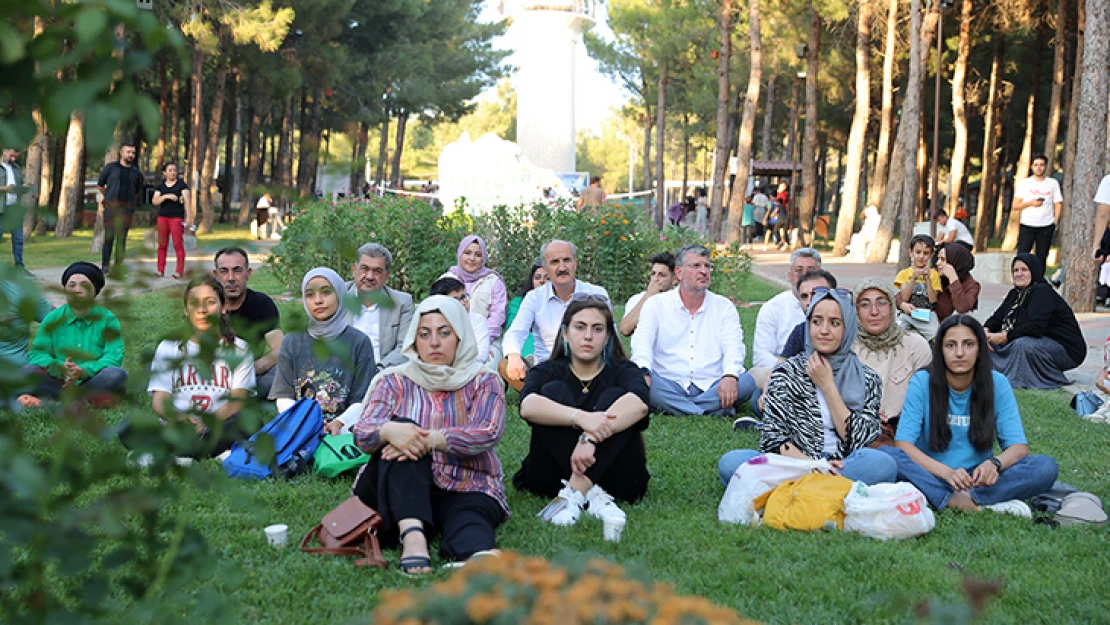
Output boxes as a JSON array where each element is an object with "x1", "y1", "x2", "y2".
[{"x1": 443, "y1": 235, "x2": 508, "y2": 365}]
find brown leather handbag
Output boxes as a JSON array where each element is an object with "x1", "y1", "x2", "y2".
[{"x1": 300, "y1": 496, "x2": 387, "y2": 569}]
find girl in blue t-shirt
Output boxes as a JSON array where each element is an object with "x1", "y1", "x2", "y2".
[{"x1": 881, "y1": 314, "x2": 1058, "y2": 517}]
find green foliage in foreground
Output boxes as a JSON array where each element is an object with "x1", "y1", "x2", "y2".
[{"x1": 4, "y1": 272, "x2": 1109, "y2": 624}]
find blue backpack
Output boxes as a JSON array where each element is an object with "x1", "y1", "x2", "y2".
[{"x1": 223, "y1": 399, "x2": 325, "y2": 480}]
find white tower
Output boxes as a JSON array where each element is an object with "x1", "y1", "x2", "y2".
[{"x1": 501, "y1": 1, "x2": 597, "y2": 174}]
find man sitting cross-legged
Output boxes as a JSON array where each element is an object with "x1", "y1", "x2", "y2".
[
  {"x1": 630, "y1": 244, "x2": 755, "y2": 416},
  {"x1": 500, "y1": 239, "x2": 609, "y2": 392}
]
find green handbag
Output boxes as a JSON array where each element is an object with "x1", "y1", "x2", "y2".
[{"x1": 313, "y1": 433, "x2": 371, "y2": 477}]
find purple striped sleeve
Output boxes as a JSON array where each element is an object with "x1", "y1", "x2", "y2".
[{"x1": 442, "y1": 374, "x2": 506, "y2": 457}]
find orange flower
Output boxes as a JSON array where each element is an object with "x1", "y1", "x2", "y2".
[
  {"x1": 604, "y1": 231, "x2": 610, "y2": 235},
  {"x1": 600, "y1": 219, "x2": 607, "y2": 224},
  {"x1": 622, "y1": 219, "x2": 629, "y2": 225},
  {"x1": 465, "y1": 592, "x2": 510, "y2": 623},
  {"x1": 621, "y1": 236, "x2": 627, "y2": 241}
]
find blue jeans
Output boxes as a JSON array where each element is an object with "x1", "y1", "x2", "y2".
[
  {"x1": 0, "y1": 210, "x2": 25, "y2": 266},
  {"x1": 717, "y1": 448, "x2": 898, "y2": 486},
  {"x1": 748, "y1": 387, "x2": 765, "y2": 419},
  {"x1": 649, "y1": 370, "x2": 756, "y2": 416},
  {"x1": 879, "y1": 447, "x2": 1059, "y2": 510}
]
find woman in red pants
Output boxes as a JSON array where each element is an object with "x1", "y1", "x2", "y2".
[{"x1": 152, "y1": 162, "x2": 192, "y2": 279}]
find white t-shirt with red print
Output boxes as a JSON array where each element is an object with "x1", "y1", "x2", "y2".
[
  {"x1": 1014, "y1": 175, "x2": 1063, "y2": 227},
  {"x1": 148, "y1": 338, "x2": 256, "y2": 414}
]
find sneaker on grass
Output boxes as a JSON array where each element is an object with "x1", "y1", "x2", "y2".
[
  {"x1": 585, "y1": 485, "x2": 625, "y2": 523},
  {"x1": 983, "y1": 499, "x2": 1032, "y2": 518},
  {"x1": 537, "y1": 481, "x2": 586, "y2": 526},
  {"x1": 733, "y1": 416, "x2": 761, "y2": 431}
]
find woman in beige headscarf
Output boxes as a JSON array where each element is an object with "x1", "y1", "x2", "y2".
[
  {"x1": 351, "y1": 296, "x2": 508, "y2": 576},
  {"x1": 853, "y1": 277, "x2": 932, "y2": 443}
]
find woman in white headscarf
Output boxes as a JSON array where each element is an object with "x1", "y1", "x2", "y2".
[
  {"x1": 270, "y1": 268, "x2": 376, "y2": 428},
  {"x1": 351, "y1": 296, "x2": 508, "y2": 576}
]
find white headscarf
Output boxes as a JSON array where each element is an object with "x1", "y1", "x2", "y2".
[
  {"x1": 302, "y1": 267, "x2": 349, "y2": 340},
  {"x1": 370, "y1": 295, "x2": 482, "y2": 394}
]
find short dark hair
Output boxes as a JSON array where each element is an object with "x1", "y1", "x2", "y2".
[
  {"x1": 120, "y1": 141, "x2": 136, "y2": 150},
  {"x1": 796, "y1": 268, "x2": 837, "y2": 292},
  {"x1": 162, "y1": 162, "x2": 177, "y2": 172},
  {"x1": 936, "y1": 209, "x2": 949, "y2": 218},
  {"x1": 214, "y1": 246, "x2": 250, "y2": 267},
  {"x1": 649, "y1": 251, "x2": 676, "y2": 273},
  {"x1": 1032, "y1": 153, "x2": 1048, "y2": 165},
  {"x1": 430, "y1": 276, "x2": 466, "y2": 296},
  {"x1": 909, "y1": 234, "x2": 936, "y2": 250}
]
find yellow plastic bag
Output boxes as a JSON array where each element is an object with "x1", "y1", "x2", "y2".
[{"x1": 752, "y1": 473, "x2": 854, "y2": 531}]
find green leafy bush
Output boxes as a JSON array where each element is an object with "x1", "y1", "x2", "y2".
[{"x1": 271, "y1": 197, "x2": 753, "y2": 304}]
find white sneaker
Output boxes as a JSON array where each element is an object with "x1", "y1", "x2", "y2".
[
  {"x1": 585, "y1": 485, "x2": 626, "y2": 524},
  {"x1": 984, "y1": 499, "x2": 1032, "y2": 518},
  {"x1": 127, "y1": 451, "x2": 155, "y2": 469},
  {"x1": 537, "y1": 481, "x2": 586, "y2": 526},
  {"x1": 173, "y1": 456, "x2": 194, "y2": 467},
  {"x1": 216, "y1": 449, "x2": 232, "y2": 462}
]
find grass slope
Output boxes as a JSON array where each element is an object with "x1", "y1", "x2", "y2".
[{"x1": 8, "y1": 270, "x2": 1109, "y2": 625}]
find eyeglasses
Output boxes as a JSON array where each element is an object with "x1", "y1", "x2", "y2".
[
  {"x1": 570, "y1": 292, "x2": 610, "y2": 304},
  {"x1": 811, "y1": 287, "x2": 853, "y2": 300},
  {"x1": 857, "y1": 298, "x2": 892, "y2": 312}
]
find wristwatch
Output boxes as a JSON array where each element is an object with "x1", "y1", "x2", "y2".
[
  {"x1": 988, "y1": 457, "x2": 1003, "y2": 472},
  {"x1": 578, "y1": 434, "x2": 597, "y2": 446}
]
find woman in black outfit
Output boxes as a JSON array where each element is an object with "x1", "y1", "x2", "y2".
[
  {"x1": 514, "y1": 295, "x2": 650, "y2": 528},
  {"x1": 152, "y1": 162, "x2": 192, "y2": 279},
  {"x1": 984, "y1": 253, "x2": 1085, "y2": 389}
]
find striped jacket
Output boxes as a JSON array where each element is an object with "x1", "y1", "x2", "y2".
[
  {"x1": 352, "y1": 371, "x2": 509, "y2": 514},
  {"x1": 759, "y1": 355, "x2": 883, "y2": 460}
]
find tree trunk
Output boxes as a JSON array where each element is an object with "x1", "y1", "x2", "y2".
[
  {"x1": 1062, "y1": 0, "x2": 1085, "y2": 220},
  {"x1": 390, "y1": 113, "x2": 408, "y2": 188},
  {"x1": 33, "y1": 114, "x2": 53, "y2": 236},
  {"x1": 975, "y1": 32, "x2": 1006, "y2": 250},
  {"x1": 1063, "y1": 0, "x2": 1106, "y2": 311},
  {"x1": 654, "y1": 65, "x2": 668, "y2": 229},
  {"x1": 168, "y1": 68, "x2": 180, "y2": 166},
  {"x1": 1044, "y1": 0, "x2": 1067, "y2": 172},
  {"x1": 681, "y1": 113, "x2": 690, "y2": 199},
  {"x1": 833, "y1": 0, "x2": 871, "y2": 255},
  {"x1": 725, "y1": 0, "x2": 762, "y2": 243},
  {"x1": 867, "y1": 118, "x2": 905, "y2": 262},
  {"x1": 945, "y1": 0, "x2": 972, "y2": 217},
  {"x1": 220, "y1": 79, "x2": 237, "y2": 223},
  {"x1": 55, "y1": 112, "x2": 85, "y2": 238},
  {"x1": 22, "y1": 109, "x2": 46, "y2": 238},
  {"x1": 199, "y1": 46, "x2": 229, "y2": 233},
  {"x1": 155, "y1": 53, "x2": 168, "y2": 172},
  {"x1": 230, "y1": 72, "x2": 245, "y2": 210},
  {"x1": 188, "y1": 45, "x2": 204, "y2": 224},
  {"x1": 239, "y1": 100, "x2": 263, "y2": 226},
  {"x1": 1001, "y1": 18, "x2": 1048, "y2": 250},
  {"x1": 797, "y1": 10, "x2": 821, "y2": 247},
  {"x1": 760, "y1": 73, "x2": 776, "y2": 161},
  {"x1": 297, "y1": 89, "x2": 323, "y2": 197},
  {"x1": 643, "y1": 97, "x2": 654, "y2": 198},
  {"x1": 868, "y1": 0, "x2": 899, "y2": 205},
  {"x1": 784, "y1": 85, "x2": 799, "y2": 162},
  {"x1": 350, "y1": 121, "x2": 368, "y2": 193},
  {"x1": 709, "y1": 0, "x2": 733, "y2": 235},
  {"x1": 375, "y1": 116, "x2": 390, "y2": 186},
  {"x1": 277, "y1": 94, "x2": 295, "y2": 189}
]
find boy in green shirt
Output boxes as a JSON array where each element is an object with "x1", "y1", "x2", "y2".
[{"x1": 18, "y1": 262, "x2": 127, "y2": 408}]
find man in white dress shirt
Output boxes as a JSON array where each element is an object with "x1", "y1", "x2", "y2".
[
  {"x1": 618, "y1": 251, "x2": 676, "y2": 337},
  {"x1": 631, "y1": 244, "x2": 755, "y2": 416},
  {"x1": 501, "y1": 239, "x2": 609, "y2": 391},
  {"x1": 751, "y1": 248, "x2": 822, "y2": 377},
  {"x1": 346, "y1": 243, "x2": 414, "y2": 370}
]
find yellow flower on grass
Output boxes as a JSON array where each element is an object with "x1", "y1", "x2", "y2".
[
  {"x1": 600, "y1": 219, "x2": 607, "y2": 224},
  {"x1": 623, "y1": 219, "x2": 629, "y2": 225}
]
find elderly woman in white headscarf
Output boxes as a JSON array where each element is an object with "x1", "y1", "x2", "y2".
[
  {"x1": 351, "y1": 295, "x2": 508, "y2": 576},
  {"x1": 718, "y1": 288, "x2": 896, "y2": 486},
  {"x1": 270, "y1": 268, "x2": 376, "y2": 427}
]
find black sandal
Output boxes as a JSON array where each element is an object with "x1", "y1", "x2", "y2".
[{"x1": 399, "y1": 526, "x2": 432, "y2": 577}]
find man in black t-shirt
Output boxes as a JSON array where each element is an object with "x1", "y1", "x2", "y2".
[
  {"x1": 214, "y1": 247, "x2": 283, "y2": 398},
  {"x1": 96, "y1": 142, "x2": 145, "y2": 273}
]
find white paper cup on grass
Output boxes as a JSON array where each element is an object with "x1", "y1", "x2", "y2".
[
  {"x1": 603, "y1": 518, "x2": 625, "y2": 542},
  {"x1": 265, "y1": 524, "x2": 288, "y2": 548}
]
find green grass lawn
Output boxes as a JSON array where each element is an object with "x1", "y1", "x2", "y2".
[
  {"x1": 6, "y1": 224, "x2": 256, "y2": 271},
  {"x1": 7, "y1": 271, "x2": 1109, "y2": 624}
]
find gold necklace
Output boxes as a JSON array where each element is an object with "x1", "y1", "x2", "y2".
[{"x1": 569, "y1": 363, "x2": 604, "y2": 394}]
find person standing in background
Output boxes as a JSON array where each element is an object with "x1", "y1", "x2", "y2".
[
  {"x1": 0, "y1": 147, "x2": 26, "y2": 269},
  {"x1": 152, "y1": 163, "x2": 192, "y2": 279},
  {"x1": 96, "y1": 142, "x2": 145, "y2": 273},
  {"x1": 1011, "y1": 154, "x2": 1062, "y2": 269}
]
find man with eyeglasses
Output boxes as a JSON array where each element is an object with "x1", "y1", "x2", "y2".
[
  {"x1": 630, "y1": 244, "x2": 754, "y2": 416},
  {"x1": 347, "y1": 242, "x2": 414, "y2": 371},
  {"x1": 501, "y1": 239, "x2": 609, "y2": 391},
  {"x1": 751, "y1": 248, "x2": 822, "y2": 376},
  {"x1": 214, "y1": 247, "x2": 283, "y2": 398}
]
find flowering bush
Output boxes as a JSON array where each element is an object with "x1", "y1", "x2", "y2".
[
  {"x1": 370, "y1": 551, "x2": 761, "y2": 625},
  {"x1": 269, "y1": 197, "x2": 753, "y2": 304}
]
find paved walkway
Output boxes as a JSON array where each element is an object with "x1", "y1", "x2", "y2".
[
  {"x1": 747, "y1": 247, "x2": 1109, "y2": 389},
  {"x1": 28, "y1": 239, "x2": 279, "y2": 306}
]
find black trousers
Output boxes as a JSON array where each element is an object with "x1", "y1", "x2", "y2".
[
  {"x1": 352, "y1": 451, "x2": 505, "y2": 561},
  {"x1": 118, "y1": 412, "x2": 242, "y2": 458},
  {"x1": 102, "y1": 204, "x2": 135, "y2": 267},
  {"x1": 512, "y1": 381, "x2": 650, "y2": 503},
  {"x1": 1017, "y1": 224, "x2": 1055, "y2": 268}
]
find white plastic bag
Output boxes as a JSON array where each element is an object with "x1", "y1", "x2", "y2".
[
  {"x1": 843, "y1": 481, "x2": 935, "y2": 541},
  {"x1": 718, "y1": 454, "x2": 833, "y2": 525}
]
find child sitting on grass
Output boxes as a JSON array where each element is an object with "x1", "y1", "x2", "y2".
[{"x1": 894, "y1": 234, "x2": 943, "y2": 341}]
